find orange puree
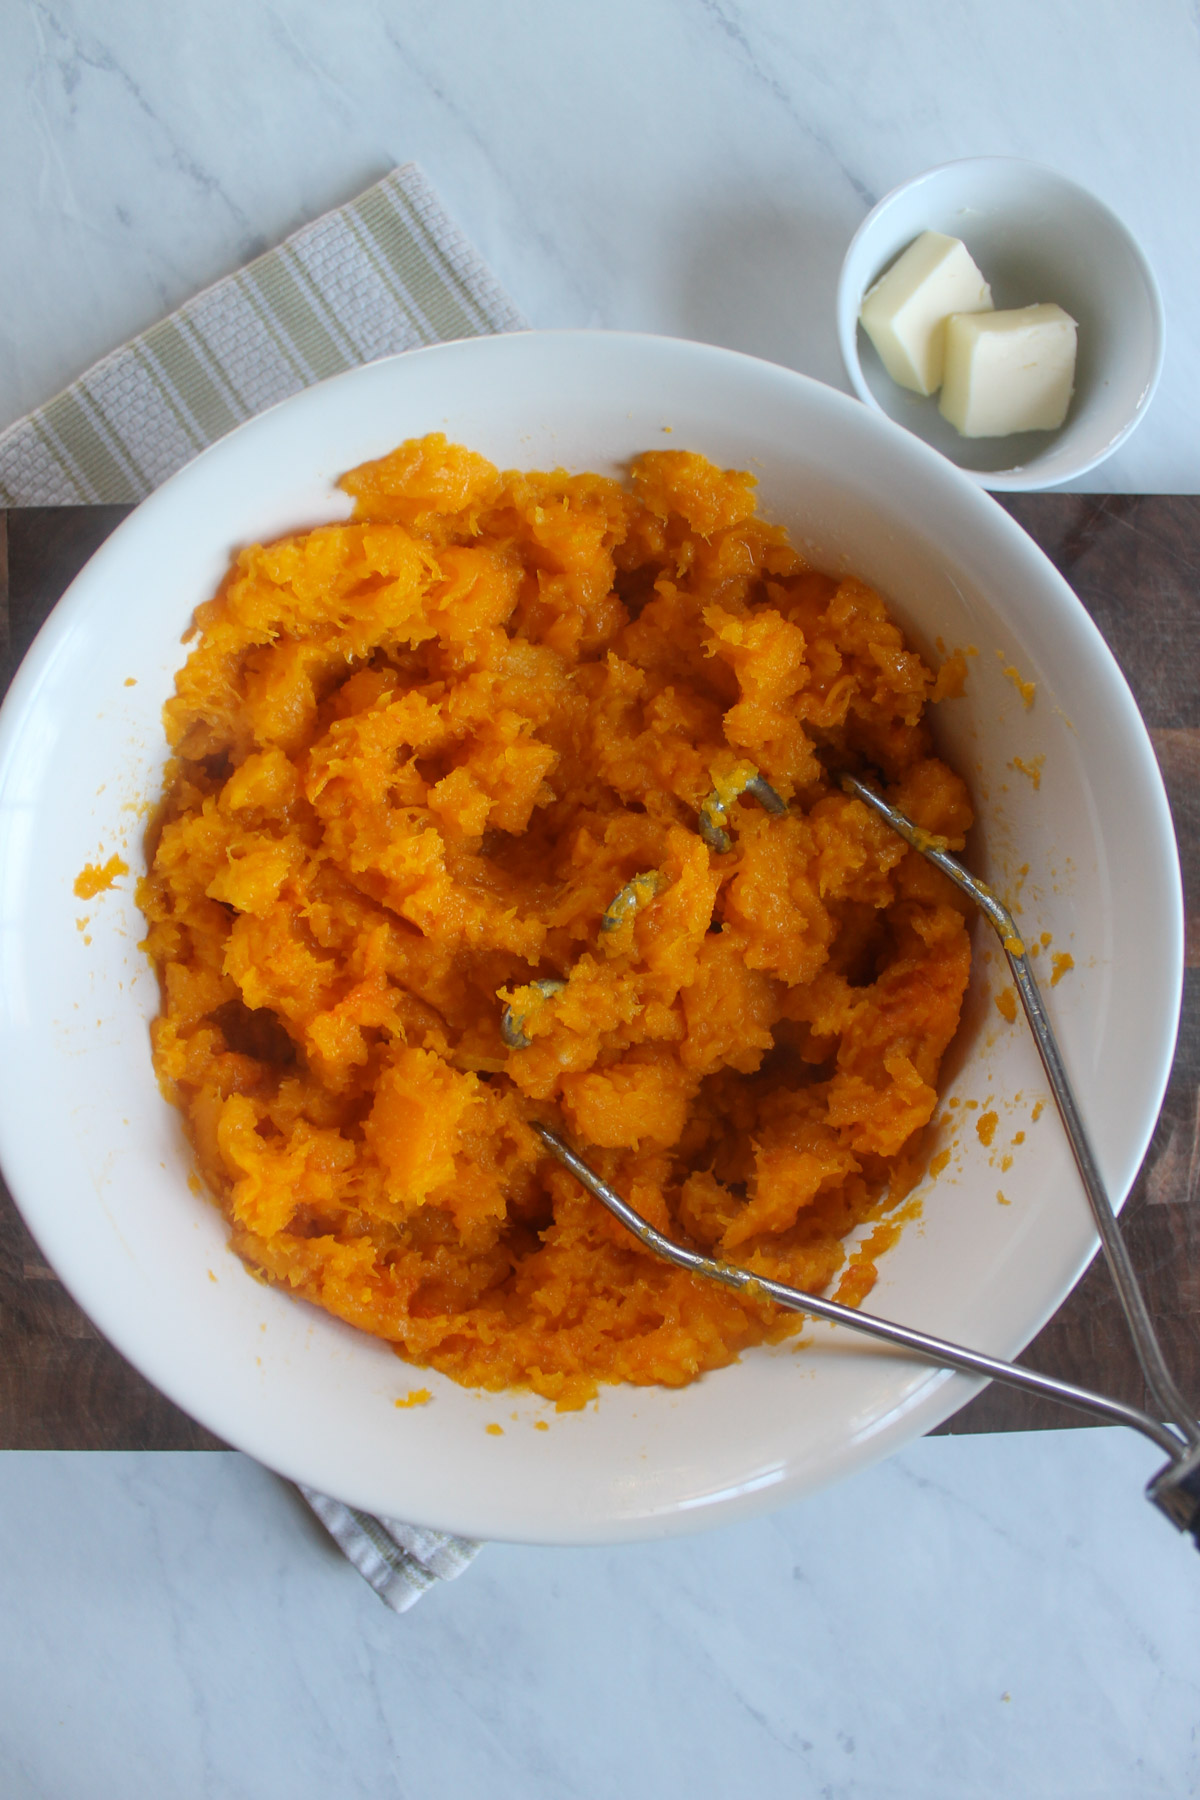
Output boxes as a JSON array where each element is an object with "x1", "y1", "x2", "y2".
[{"x1": 139, "y1": 436, "x2": 973, "y2": 1408}]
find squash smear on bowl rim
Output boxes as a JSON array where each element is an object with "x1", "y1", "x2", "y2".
[{"x1": 138, "y1": 434, "x2": 973, "y2": 1410}]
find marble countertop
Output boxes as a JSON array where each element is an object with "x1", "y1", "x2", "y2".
[
  {"x1": 2, "y1": 2, "x2": 1199, "y2": 1794},
  {"x1": 3, "y1": 1431, "x2": 1198, "y2": 1800},
  {"x1": 3, "y1": 0, "x2": 1200, "y2": 492}
]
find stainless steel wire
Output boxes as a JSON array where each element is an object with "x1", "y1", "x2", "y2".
[
  {"x1": 838, "y1": 772, "x2": 1200, "y2": 1454},
  {"x1": 532, "y1": 1122, "x2": 1184, "y2": 1459},
  {"x1": 524, "y1": 772, "x2": 1200, "y2": 1544}
]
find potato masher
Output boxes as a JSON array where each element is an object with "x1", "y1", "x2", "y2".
[{"x1": 527, "y1": 772, "x2": 1200, "y2": 1548}]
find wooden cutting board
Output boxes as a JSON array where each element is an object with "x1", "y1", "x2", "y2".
[{"x1": 0, "y1": 497, "x2": 1196, "y2": 1450}]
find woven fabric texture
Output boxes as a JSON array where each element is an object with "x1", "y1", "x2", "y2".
[{"x1": 0, "y1": 163, "x2": 525, "y2": 506}]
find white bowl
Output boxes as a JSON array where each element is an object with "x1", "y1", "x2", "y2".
[
  {"x1": 837, "y1": 158, "x2": 1165, "y2": 490},
  {"x1": 0, "y1": 331, "x2": 1183, "y2": 1543}
]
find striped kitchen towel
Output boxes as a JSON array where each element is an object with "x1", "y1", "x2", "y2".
[
  {"x1": 300, "y1": 1487, "x2": 480, "y2": 1615},
  {"x1": 0, "y1": 162, "x2": 526, "y2": 506},
  {"x1": 0, "y1": 162, "x2": 519, "y2": 1607}
]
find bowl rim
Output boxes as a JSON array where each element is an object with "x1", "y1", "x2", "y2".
[
  {"x1": 0, "y1": 328, "x2": 1184, "y2": 1540},
  {"x1": 835, "y1": 155, "x2": 1166, "y2": 492}
]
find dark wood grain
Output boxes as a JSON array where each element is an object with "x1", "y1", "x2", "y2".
[
  {"x1": 0, "y1": 504, "x2": 223, "y2": 1449},
  {"x1": 938, "y1": 493, "x2": 1200, "y2": 1437},
  {"x1": 0, "y1": 513, "x2": 8, "y2": 678},
  {"x1": 999, "y1": 494, "x2": 1200, "y2": 731},
  {"x1": 0, "y1": 1190, "x2": 224, "y2": 1449},
  {"x1": 0, "y1": 505, "x2": 132, "y2": 693},
  {"x1": 0, "y1": 497, "x2": 1196, "y2": 1450}
]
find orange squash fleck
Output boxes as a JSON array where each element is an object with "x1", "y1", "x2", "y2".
[
  {"x1": 139, "y1": 437, "x2": 973, "y2": 1407},
  {"x1": 931, "y1": 649, "x2": 968, "y2": 702},
  {"x1": 997, "y1": 655, "x2": 1036, "y2": 709},
  {"x1": 74, "y1": 853, "x2": 129, "y2": 898},
  {"x1": 1050, "y1": 951, "x2": 1074, "y2": 986}
]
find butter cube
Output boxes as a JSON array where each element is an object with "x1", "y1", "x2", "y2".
[
  {"x1": 859, "y1": 231, "x2": 993, "y2": 396},
  {"x1": 938, "y1": 304, "x2": 1078, "y2": 437}
]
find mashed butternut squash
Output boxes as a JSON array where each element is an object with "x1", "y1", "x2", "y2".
[{"x1": 139, "y1": 437, "x2": 973, "y2": 1408}]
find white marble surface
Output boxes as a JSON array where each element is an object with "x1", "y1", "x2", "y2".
[
  {"x1": 1, "y1": 1430, "x2": 1197, "y2": 1799},
  {"x1": 2, "y1": 0, "x2": 1200, "y2": 489},
  {"x1": 4, "y1": 4, "x2": 1200, "y2": 1794}
]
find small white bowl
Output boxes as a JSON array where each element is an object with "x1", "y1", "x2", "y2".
[{"x1": 837, "y1": 157, "x2": 1165, "y2": 490}]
